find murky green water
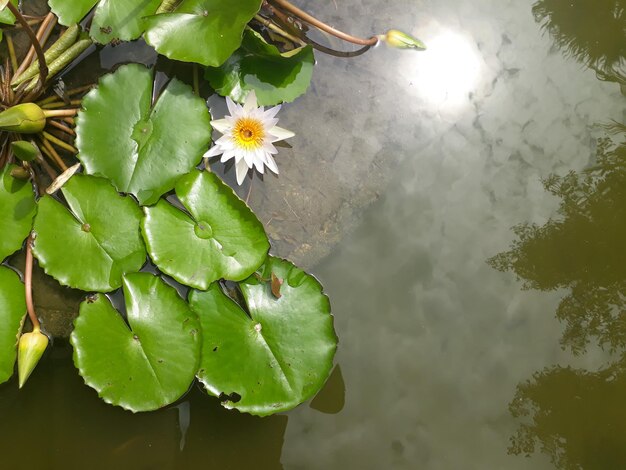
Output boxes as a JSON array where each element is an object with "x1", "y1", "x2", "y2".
[{"x1": 1, "y1": 0, "x2": 625, "y2": 469}]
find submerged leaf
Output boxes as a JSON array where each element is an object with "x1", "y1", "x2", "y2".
[
  {"x1": 32, "y1": 174, "x2": 146, "y2": 292},
  {"x1": 75, "y1": 64, "x2": 212, "y2": 205},
  {"x1": 206, "y1": 29, "x2": 315, "y2": 105},
  {"x1": 0, "y1": 266, "x2": 26, "y2": 385},
  {"x1": 189, "y1": 256, "x2": 337, "y2": 416},
  {"x1": 0, "y1": 164, "x2": 36, "y2": 261},
  {"x1": 144, "y1": 0, "x2": 263, "y2": 66},
  {"x1": 142, "y1": 169, "x2": 269, "y2": 289},
  {"x1": 71, "y1": 272, "x2": 202, "y2": 412}
]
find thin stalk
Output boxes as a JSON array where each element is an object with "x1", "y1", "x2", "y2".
[
  {"x1": 41, "y1": 99, "x2": 82, "y2": 109},
  {"x1": 245, "y1": 179, "x2": 254, "y2": 205},
  {"x1": 42, "y1": 108, "x2": 78, "y2": 118},
  {"x1": 46, "y1": 119, "x2": 75, "y2": 136},
  {"x1": 268, "y1": 0, "x2": 378, "y2": 46},
  {"x1": 301, "y1": 35, "x2": 371, "y2": 57},
  {"x1": 61, "y1": 117, "x2": 74, "y2": 125},
  {"x1": 1, "y1": 59, "x2": 12, "y2": 103},
  {"x1": 38, "y1": 136, "x2": 68, "y2": 171},
  {"x1": 193, "y1": 64, "x2": 199, "y2": 96},
  {"x1": 42, "y1": 131, "x2": 77, "y2": 154},
  {"x1": 6, "y1": 4, "x2": 50, "y2": 92},
  {"x1": 24, "y1": 234, "x2": 41, "y2": 330},
  {"x1": 36, "y1": 84, "x2": 92, "y2": 106},
  {"x1": 35, "y1": 153, "x2": 57, "y2": 181},
  {"x1": 15, "y1": 12, "x2": 56, "y2": 78},
  {"x1": 253, "y1": 14, "x2": 306, "y2": 46},
  {"x1": 6, "y1": 35, "x2": 18, "y2": 73}
]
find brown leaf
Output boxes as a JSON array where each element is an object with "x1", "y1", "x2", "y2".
[{"x1": 271, "y1": 272, "x2": 283, "y2": 299}]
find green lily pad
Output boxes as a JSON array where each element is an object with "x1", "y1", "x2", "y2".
[
  {"x1": 0, "y1": 266, "x2": 26, "y2": 384},
  {"x1": 206, "y1": 29, "x2": 315, "y2": 106},
  {"x1": 75, "y1": 63, "x2": 212, "y2": 205},
  {"x1": 143, "y1": 0, "x2": 263, "y2": 66},
  {"x1": 0, "y1": 164, "x2": 36, "y2": 261},
  {"x1": 48, "y1": 0, "x2": 161, "y2": 44},
  {"x1": 71, "y1": 272, "x2": 201, "y2": 411},
  {"x1": 142, "y1": 169, "x2": 269, "y2": 289},
  {"x1": 32, "y1": 174, "x2": 146, "y2": 292},
  {"x1": 188, "y1": 256, "x2": 337, "y2": 416}
]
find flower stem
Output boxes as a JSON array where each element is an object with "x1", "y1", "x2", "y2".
[
  {"x1": 267, "y1": 0, "x2": 378, "y2": 46},
  {"x1": 24, "y1": 234, "x2": 41, "y2": 331},
  {"x1": 42, "y1": 108, "x2": 78, "y2": 118}
]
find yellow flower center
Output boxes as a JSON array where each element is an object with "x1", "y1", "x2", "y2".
[{"x1": 232, "y1": 117, "x2": 265, "y2": 150}]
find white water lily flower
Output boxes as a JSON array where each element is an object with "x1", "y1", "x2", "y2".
[{"x1": 204, "y1": 91, "x2": 295, "y2": 185}]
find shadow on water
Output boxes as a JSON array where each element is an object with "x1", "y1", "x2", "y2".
[{"x1": 0, "y1": 342, "x2": 288, "y2": 470}]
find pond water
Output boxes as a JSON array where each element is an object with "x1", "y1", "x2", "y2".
[{"x1": 1, "y1": 0, "x2": 625, "y2": 469}]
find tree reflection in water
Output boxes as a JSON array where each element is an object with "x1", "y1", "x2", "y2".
[
  {"x1": 489, "y1": 137, "x2": 626, "y2": 354},
  {"x1": 532, "y1": 0, "x2": 626, "y2": 84},
  {"x1": 509, "y1": 359, "x2": 626, "y2": 470},
  {"x1": 490, "y1": 129, "x2": 626, "y2": 467}
]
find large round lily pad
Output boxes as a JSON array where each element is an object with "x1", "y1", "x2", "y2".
[
  {"x1": 142, "y1": 169, "x2": 270, "y2": 290},
  {"x1": 206, "y1": 29, "x2": 315, "y2": 106},
  {"x1": 32, "y1": 174, "x2": 146, "y2": 292},
  {"x1": 75, "y1": 63, "x2": 212, "y2": 205},
  {"x1": 71, "y1": 272, "x2": 201, "y2": 412},
  {"x1": 143, "y1": 0, "x2": 263, "y2": 67},
  {"x1": 48, "y1": 0, "x2": 161, "y2": 44},
  {"x1": 188, "y1": 256, "x2": 337, "y2": 416},
  {"x1": 0, "y1": 164, "x2": 36, "y2": 261},
  {"x1": 0, "y1": 266, "x2": 25, "y2": 384}
]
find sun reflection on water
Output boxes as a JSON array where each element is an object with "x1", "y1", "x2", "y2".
[{"x1": 404, "y1": 30, "x2": 483, "y2": 111}]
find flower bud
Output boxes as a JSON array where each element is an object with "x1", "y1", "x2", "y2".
[
  {"x1": 11, "y1": 140, "x2": 39, "y2": 162},
  {"x1": 17, "y1": 328, "x2": 49, "y2": 388},
  {"x1": 10, "y1": 167, "x2": 30, "y2": 179},
  {"x1": 0, "y1": 103, "x2": 46, "y2": 134},
  {"x1": 378, "y1": 29, "x2": 426, "y2": 50}
]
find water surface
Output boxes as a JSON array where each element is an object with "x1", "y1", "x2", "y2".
[{"x1": 1, "y1": 0, "x2": 625, "y2": 469}]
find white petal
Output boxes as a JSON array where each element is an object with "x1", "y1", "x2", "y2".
[
  {"x1": 263, "y1": 104, "x2": 281, "y2": 119},
  {"x1": 220, "y1": 150, "x2": 236, "y2": 163},
  {"x1": 243, "y1": 149, "x2": 255, "y2": 167},
  {"x1": 265, "y1": 154, "x2": 279, "y2": 174},
  {"x1": 211, "y1": 118, "x2": 231, "y2": 134},
  {"x1": 235, "y1": 158, "x2": 249, "y2": 185},
  {"x1": 243, "y1": 90, "x2": 258, "y2": 113},
  {"x1": 263, "y1": 141, "x2": 278, "y2": 155},
  {"x1": 225, "y1": 96, "x2": 240, "y2": 117},
  {"x1": 254, "y1": 157, "x2": 265, "y2": 173},
  {"x1": 269, "y1": 125, "x2": 295, "y2": 142},
  {"x1": 204, "y1": 145, "x2": 223, "y2": 158}
]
